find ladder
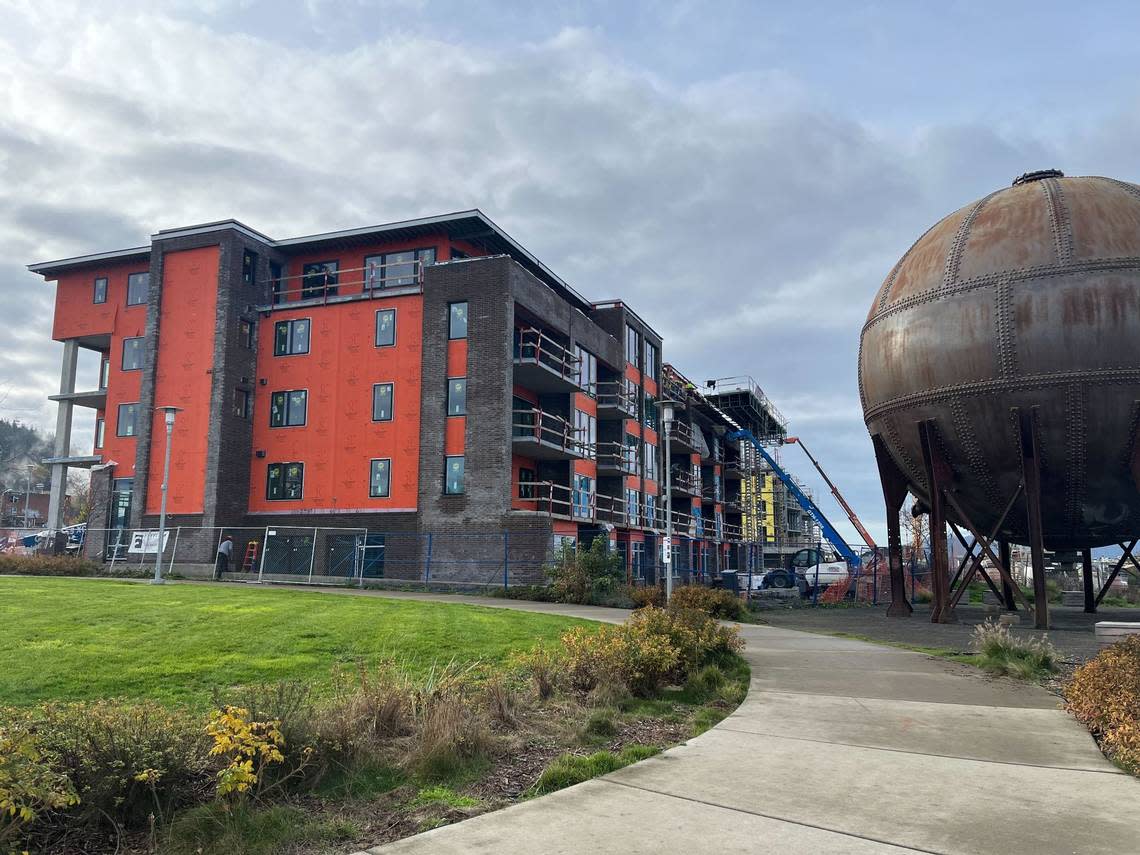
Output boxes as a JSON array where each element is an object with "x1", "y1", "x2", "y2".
[{"x1": 241, "y1": 540, "x2": 259, "y2": 573}]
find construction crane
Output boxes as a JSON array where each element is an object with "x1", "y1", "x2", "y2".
[{"x1": 783, "y1": 436, "x2": 878, "y2": 551}]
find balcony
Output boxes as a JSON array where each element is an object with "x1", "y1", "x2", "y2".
[
  {"x1": 597, "y1": 441, "x2": 637, "y2": 476},
  {"x1": 264, "y1": 259, "x2": 427, "y2": 310},
  {"x1": 669, "y1": 467, "x2": 701, "y2": 497},
  {"x1": 666, "y1": 420, "x2": 701, "y2": 454},
  {"x1": 596, "y1": 380, "x2": 636, "y2": 419},
  {"x1": 513, "y1": 328, "x2": 582, "y2": 393},
  {"x1": 512, "y1": 407, "x2": 588, "y2": 460},
  {"x1": 514, "y1": 479, "x2": 595, "y2": 521},
  {"x1": 722, "y1": 460, "x2": 747, "y2": 481},
  {"x1": 49, "y1": 389, "x2": 108, "y2": 411}
]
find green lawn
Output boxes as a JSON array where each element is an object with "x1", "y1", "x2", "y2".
[{"x1": 0, "y1": 578, "x2": 589, "y2": 708}]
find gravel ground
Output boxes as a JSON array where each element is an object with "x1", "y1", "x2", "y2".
[{"x1": 755, "y1": 602, "x2": 1138, "y2": 663}]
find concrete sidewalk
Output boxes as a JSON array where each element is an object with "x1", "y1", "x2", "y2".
[{"x1": 335, "y1": 592, "x2": 1135, "y2": 855}]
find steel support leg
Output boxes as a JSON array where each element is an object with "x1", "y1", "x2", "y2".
[
  {"x1": 1017, "y1": 409, "x2": 1049, "y2": 630},
  {"x1": 872, "y1": 434, "x2": 911, "y2": 617},
  {"x1": 1082, "y1": 547, "x2": 1096, "y2": 613},
  {"x1": 999, "y1": 539, "x2": 1016, "y2": 610},
  {"x1": 918, "y1": 420, "x2": 956, "y2": 623}
]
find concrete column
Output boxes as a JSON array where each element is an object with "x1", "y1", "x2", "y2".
[{"x1": 47, "y1": 340, "x2": 79, "y2": 531}]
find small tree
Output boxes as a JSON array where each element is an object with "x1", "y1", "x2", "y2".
[{"x1": 548, "y1": 538, "x2": 624, "y2": 604}]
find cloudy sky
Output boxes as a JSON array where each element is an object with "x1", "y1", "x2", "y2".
[{"x1": 2, "y1": 0, "x2": 1138, "y2": 541}]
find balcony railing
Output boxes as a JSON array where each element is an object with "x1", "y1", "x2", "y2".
[
  {"x1": 597, "y1": 441, "x2": 637, "y2": 475},
  {"x1": 669, "y1": 466, "x2": 701, "y2": 496},
  {"x1": 513, "y1": 328, "x2": 582, "y2": 393},
  {"x1": 596, "y1": 380, "x2": 637, "y2": 418},
  {"x1": 667, "y1": 420, "x2": 700, "y2": 453},
  {"x1": 267, "y1": 259, "x2": 426, "y2": 308},
  {"x1": 512, "y1": 408, "x2": 590, "y2": 460}
]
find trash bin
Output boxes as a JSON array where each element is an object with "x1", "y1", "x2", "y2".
[{"x1": 721, "y1": 571, "x2": 739, "y2": 593}]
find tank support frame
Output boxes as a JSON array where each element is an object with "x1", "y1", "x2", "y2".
[{"x1": 872, "y1": 434, "x2": 913, "y2": 617}]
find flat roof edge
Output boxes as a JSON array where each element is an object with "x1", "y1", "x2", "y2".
[{"x1": 28, "y1": 246, "x2": 151, "y2": 275}]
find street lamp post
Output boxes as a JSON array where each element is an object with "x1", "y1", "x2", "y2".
[
  {"x1": 23, "y1": 467, "x2": 32, "y2": 529},
  {"x1": 152, "y1": 406, "x2": 182, "y2": 585},
  {"x1": 657, "y1": 399, "x2": 678, "y2": 602}
]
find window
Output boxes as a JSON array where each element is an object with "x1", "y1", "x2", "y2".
[
  {"x1": 93, "y1": 277, "x2": 107, "y2": 304},
  {"x1": 365, "y1": 247, "x2": 436, "y2": 290},
  {"x1": 512, "y1": 395, "x2": 536, "y2": 437},
  {"x1": 372, "y1": 383, "x2": 394, "y2": 421},
  {"x1": 644, "y1": 341, "x2": 659, "y2": 381},
  {"x1": 266, "y1": 462, "x2": 304, "y2": 500},
  {"x1": 121, "y1": 337, "x2": 144, "y2": 371},
  {"x1": 269, "y1": 390, "x2": 307, "y2": 427},
  {"x1": 233, "y1": 388, "x2": 252, "y2": 420},
  {"x1": 623, "y1": 433, "x2": 639, "y2": 471},
  {"x1": 270, "y1": 262, "x2": 284, "y2": 304},
  {"x1": 242, "y1": 250, "x2": 258, "y2": 287},
  {"x1": 95, "y1": 418, "x2": 105, "y2": 449},
  {"x1": 447, "y1": 378, "x2": 467, "y2": 416},
  {"x1": 644, "y1": 393, "x2": 658, "y2": 431},
  {"x1": 274, "y1": 318, "x2": 310, "y2": 355},
  {"x1": 239, "y1": 319, "x2": 254, "y2": 349},
  {"x1": 631, "y1": 541, "x2": 645, "y2": 580},
  {"x1": 369, "y1": 458, "x2": 391, "y2": 498},
  {"x1": 127, "y1": 272, "x2": 149, "y2": 306},
  {"x1": 444, "y1": 455, "x2": 465, "y2": 494},
  {"x1": 573, "y1": 474, "x2": 594, "y2": 519},
  {"x1": 574, "y1": 410, "x2": 596, "y2": 457},
  {"x1": 625, "y1": 324, "x2": 639, "y2": 367},
  {"x1": 375, "y1": 309, "x2": 396, "y2": 347},
  {"x1": 117, "y1": 402, "x2": 139, "y2": 437},
  {"x1": 644, "y1": 441, "x2": 658, "y2": 481},
  {"x1": 99, "y1": 357, "x2": 110, "y2": 390},
  {"x1": 448, "y1": 302, "x2": 468, "y2": 339},
  {"x1": 574, "y1": 345, "x2": 597, "y2": 395},
  {"x1": 645, "y1": 493, "x2": 657, "y2": 527},
  {"x1": 518, "y1": 467, "x2": 536, "y2": 499},
  {"x1": 301, "y1": 261, "x2": 338, "y2": 299},
  {"x1": 449, "y1": 246, "x2": 468, "y2": 260},
  {"x1": 626, "y1": 487, "x2": 640, "y2": 526}
]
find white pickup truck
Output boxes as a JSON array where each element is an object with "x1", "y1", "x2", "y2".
[{"x1": 759, "y1": 547, "x2": 849, "y2": 597}]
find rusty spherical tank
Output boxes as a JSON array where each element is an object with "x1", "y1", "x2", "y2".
[{"x1": 859, "y1": 171, "x2": 1140, "y2": 549}]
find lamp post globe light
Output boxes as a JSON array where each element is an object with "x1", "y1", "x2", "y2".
[
  {"x1": 152, "y1": 406, "x2": 182, "y2": 585},
  {"x1": 656, "y1": 399, "x2": 677, "y2": 602}
]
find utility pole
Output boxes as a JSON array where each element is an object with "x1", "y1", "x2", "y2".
[
  {"x1": 152, "y1": 406, "x2": 181, "y2": 584},
  {"x1": 23, "y1": 466, "x2": 31, "y2": 529},
  {"x1": 658, "y1": 398, "x2": 678, "y2": 602}
]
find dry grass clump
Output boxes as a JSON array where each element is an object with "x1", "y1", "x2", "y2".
[
  {"x1": 1065, "y1": 636, "x2": 1140, "y2": 775},
  {"x1": 969, "y1": 620, "x2": 1059, "y2": 680}
]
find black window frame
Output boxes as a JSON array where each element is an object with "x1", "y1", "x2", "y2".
[
  {"x1": 242, "y1": 250, "x2": 259, "y2": 287},
  {"x1": 625, "y1": 324, "x2": 639, "y2": 367},
  {"x1": 239, "y1": 319, "x2": 255, "y2": 350},
  {"x1": 447, "y1": 377, "x2": 467, "y2": 416},
  {"x1": 372, "y1": 382, "x2": 394, "y2": 422},
  {"x1": 93, "y1": 276, "x2": 108, "y2": 304},
  {"x1": 644, "y1": 340, "x2": 659, "y2": 381},
  {"x1": 448, "y1": 301, "x2": 469, "y2": 340},
  {"x1": 126, "y1": 272, "x2": 149, "y2": 306},
  {"x1": 116, "y1": 402, "x2": 140, "y2": 437},
  {"x1": 369, "y1": 458, "x2": 392, "y2": 498},
  {"x1": 375, "y1": 308, "x2": 396, "y2": 347},
  {"x1": 269, "y1": 389, "x2": 308, "y2": 428},
  {"x1": 301, "y1": 260, "x2": 338, "y2": 299},
  {"x1": 121, "y1": 337, "x2": 144, "y2": 371},
  {"x1": 95, "y1": 418, "x2": 105, "y2": 449},
  {"x1": 444, "y1": 455, "x2": 465, "y2": 495},
  {"x1": 99, "y1": 357, "x2": 110, "y2": 390},
  {"x1": 266, "y1": 461, "x2": 304, "y2": 501},
  {"x1": 233, "y1": 388, "x2": 252, "y2": 420},
  {"x1": 364, "y1": 247, "x2": 436, "y2": 290},
  {"x1": 270, "y1": 261, "x2": 284, "y2": 305},
  {"x1": 574, "y1": 345, "x2": 597, "y2": 395},
  {"x1": 273, "y1": 318, "x2": 311, "y2": 356},
  {"x1": 518, "y1": 466, "x2": 536, "y2": 499}
]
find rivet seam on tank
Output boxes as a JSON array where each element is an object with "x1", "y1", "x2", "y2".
[
  {"x1": 1040, "y1": 178, "x2": 1074, "y2": 266},
  {"x1": 951, "y1": 396, "x2": 1002, "y2": 507},
  {"x1": 995, "y1": 278, "x2": 1017, "y2": 378},
  {"x1": 1064, "y1": 384, "x2": 1086, "y2": 536},
  {"x1": 1120, "y1": 400, "x2": 1140, "y2": 474},
  {"x1": 884, "y1": 416, "x2": 926, "y2": 492},
  {"x1": 943, "y1": 190, "x2": 1001, "y2": 289}
]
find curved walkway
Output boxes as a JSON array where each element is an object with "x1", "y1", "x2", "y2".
[{"x1": 329, "y1": 591, "x2": 1136, "y2": 855}]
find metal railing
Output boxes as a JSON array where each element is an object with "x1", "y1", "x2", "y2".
[
  {"x1": 514, "y1": 328, "x2": 581, "y2": 385},
  {"x1": 670, "y1": 466, "x2": 701, "y2": 495},
  {"x1": 668, "y1": 420, "x2": 700, "y2": 450},
  {"x1": 511, "y1": 408, "x2": 589, "y2": 457},
  {"x1": 267, "y1": 259, "x2": 426, "y2": 307},
  {"x1": 597, "y1": 440, "x2": 637, "y2": 474},
  {"x1": 596, "y1": 380, "x2": 636, "y2": 416}
]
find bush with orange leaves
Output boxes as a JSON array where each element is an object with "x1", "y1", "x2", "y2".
[{"x1": 1065, "y1": 635, "x2": 1140, "y2": 775}]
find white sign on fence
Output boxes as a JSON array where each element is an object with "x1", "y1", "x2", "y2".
[{"x1": 128, "y1": 530, "x2": 170, "y2": 554}]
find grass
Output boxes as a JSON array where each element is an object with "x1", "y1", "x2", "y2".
[
  {"x1": 0, "y1": 577, "x2": 590, "y2": 708},
  {"x1": 970, "y1": 621, "x2": 1059, "y2": 681},
  {"x1": 531, "y1": 745, "x2": 660, "y2": 795},
  {"x1": 825, "y1": 631, "x2": 979, "y2": 664},
  {"x1": 163, "y1": 803, "x2": 360, "y2": 855}
]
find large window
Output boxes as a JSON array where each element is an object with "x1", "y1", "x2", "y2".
[
  {"x1": 626, "y1": 487, "x2": 640, "y2": 526},
  {"x1": 644, "y1": 441, "x2": 658, "y2": 481},
  {"x1": 518, "y1": 467, "x2": 536, "y2": 499},
  {"x1": 644, "y1": 392, "x2": 658, "y2": 431},
  {"x1": 449, "y1": 302, "x2": 468, "y2": 339},
  {"x1": 242, "y1": 250, "x2": 258, "y2": 287},
  {"x1": 375, "y1": 309, "x2": 396, "y2": 347},
  {"x1": 644, "y1": 341, "x2": 659, "y2": 381},
  {"x1": 266, "y1": 462, "x2": 304, "y2": 500},
  {"x1": 274, "y1": 318, "x2": 310, "y2": 355},
  {"x1": 365, "y1": 247, "x2": 436, "y2": 290},
  {"x1": 121, "y1": 337, "x2": 144, "y2": 371},
  {"x1": 573, "y1": 474, "x2": 594, "y2": 519},
  {"x1": 117, "y1": 402, "x2": 139, "y2": 437},
  {"x1": 625, "y1": 324, "x2": 639, "y2": 367},
  {"x1": 95, "y1": 418, "x2": 105, "y2": 449},
  {"x1": 623, "y1": 433, "x2": 639, "y2": 471},
  {"x1": 645, "y1": 493, "x2": 657, "y2": 527},
  {"x1": 269, "y1": 390, "x2": 307, "y2": 427},
  {"x1": 631, "y1": 541, "x2": 645, "y2": 580},
  {"x1": 444, "y1": 455, "x2": 465, "y2": 495},
  {"x1": 575, "y1": 345, "x2": 597, "y2": 395},
  {"x1": 93, "y1": 277, "x2": 107, "y2": 304},
  {"x1": 369, "y1": 459, "x2": 391, "y2": 498},
  {"x1": 126, "y1": 272, "x2": 149, "y2": 306},
  {"x1": 574, "y1": 410, "x2": 596, "y2": 457},
  {"x1": 372, "y1": 383, "x2": 394, "y2": 421},
  {"x1": 447, "y1": 378, "x2": 467, "y2": 416},
  {"x1": 301, "y1": 261, "x2": 338, "y2": 299},
  {"x1": 99, "y1": 357, "x2": 110, "y2": 390}
]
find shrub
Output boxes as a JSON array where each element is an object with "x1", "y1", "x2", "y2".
[
  {"x1": 0, "y1": 554, "x2": 107, "y2": 577},
  {"x1": 560, "y1": 623, "x2": 680, "y2": 697},
  {"x1": 1065, "y1": 636, "x2": 1140, "y2": 775},
  {"x1": 515, "y1": 647, "x2": 562, "y2": 700},
  {"x1": 970, "y1": 620, "x2": 1059, "y2": 680},
  {"x1": 316, "y1": 666, "x2": 411, "y2": 769},
  {"x1": 532, "y1": 745, "x2": 658, "y2": 795},
  {"x1": 21, "y1": 700, "x2": 211, "y2": 832},
  {"x1": 0, "y1": 723, "x2": 78, "y2": 849},
  {"x1": 218, "y1": 681, "x2": 318, "y2": 778},
  {"x1": 629, "y1": 607, "x2": 743, "y2": 673},
  {"x1": 629, "y1": 584, "x2": 665, "y2": 609},
  {"x1": 547, "y1": 539, "x2": 625, "y2": 605},
  {"x1": 206, "y1": 706, "x2": 288, "y2": 799},
  {"x1": 408, "y1": 692, "x2": 492, "y2": 780},
  {"x1": 482, "y1": 678, "x2": 519, "y2": 729},
  {"x1": 580, "y1": 709, "x2": 617, "y2": 740},
  {"x1": 668, "y1": 585, "x2": 746, "y2": 620}
]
